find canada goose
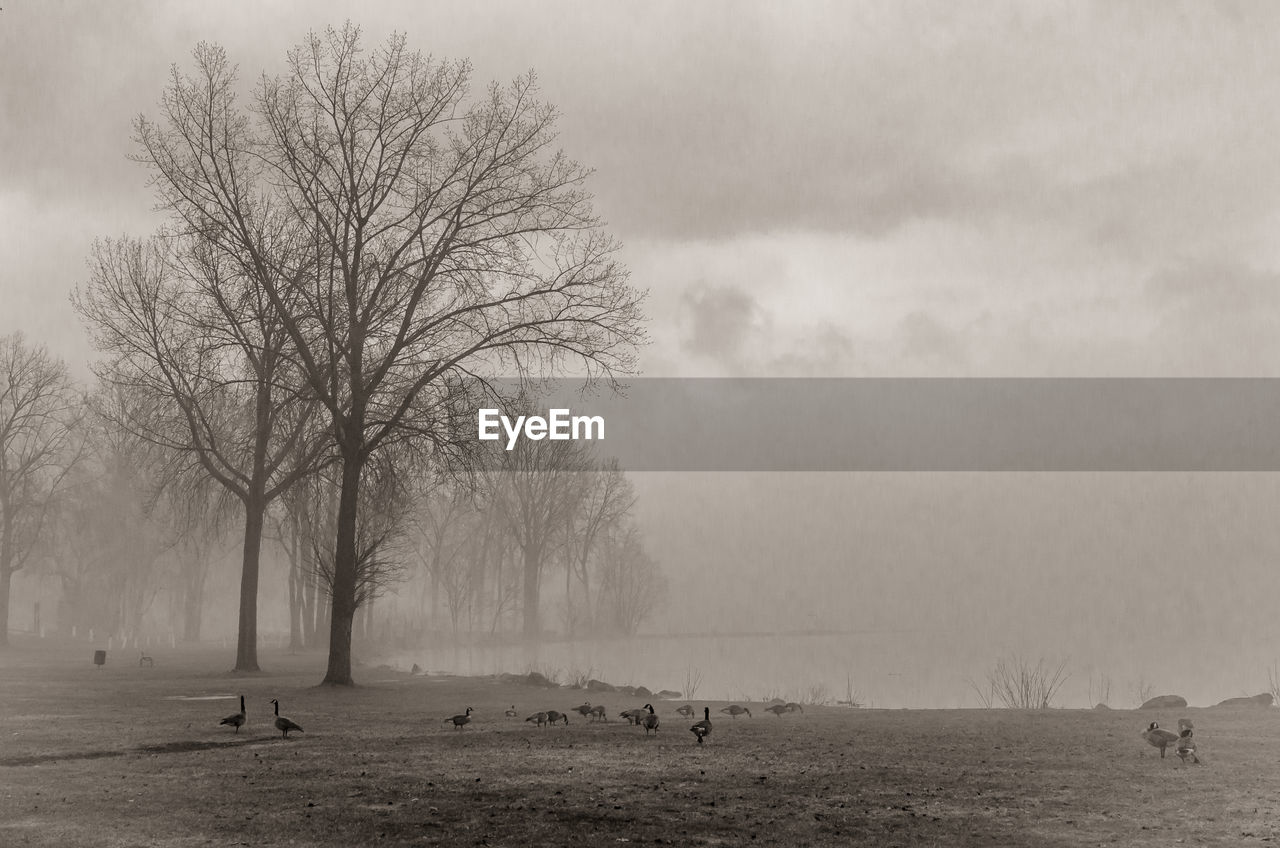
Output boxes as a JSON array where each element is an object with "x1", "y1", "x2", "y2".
[
  {"x1": 765, "y1": 704, "x2": 789, "y2": 717},
  {"x1": 642, "y1": 703, "x2": 660, "y2": 736},
  {"x1": 270, "y1": 699, "x2": 303, "y2": 738},
  {"x1": 721, "y1": 705, "x2": 751, "y2": 719},
  {"x1": 545, "y1": 710, "x2": 569, "y2": 725},
  {"x1": 676, "y1": 704, "x2": 695, "y2": 718},
  {"x1": 219, "y1": 695, "x2": 246, "y2": 732},
  {"x1": 505, "y1": 705, "x2": 519, "y2": 718},
  {"x1": 589, "y1": 704, "x2": 609, "y2": 722},
  {"x1": 573, "y1": 702, "x2": 594, "y2": 717},
  {"x1": 1175, "y1": 728, "x2": 1200, "y2": 764},
  {"x1": 526, "y1": 711, "x2": 548, "y2": 727},
  {"x1": 445, "y1": 707, "x2": 474, "y2": 729},
  {"x1": 1142, "y1": 721, "x2": 1178, "y2": 758},
  {"x1": 690, "y1": 707, "x2": 712, "y2": 745},
  {"x1": 620, "y1": 708, "x2": 646, "y2": 725},
  {"x1": 1177, "y1": 718, "x2": 1194, "y2": 733},
  {"x1": 785, "y1": 702, "x2": 804, "y2": 714}
]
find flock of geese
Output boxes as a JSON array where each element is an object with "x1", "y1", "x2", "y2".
[
  {"x1": 218, "y1": 696, "x2": 803, "y2": 745},
  {"x1": 219, "y1": 696, "x2": 1205, "y2": 763}
]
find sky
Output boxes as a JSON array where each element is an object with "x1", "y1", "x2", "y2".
[{"x1": 6, "y1": 0, "x2": 1280, "y2": 706}]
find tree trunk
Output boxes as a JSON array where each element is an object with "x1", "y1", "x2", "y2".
[
  {"x1": 0, "y1": 566, "x2": 12, "y2": 647},
  {"x1": 234, "y1": 496, "x2": 266, "y2": 672},
  {"x1": 322, "y1": 450, "x2": 363, "y2": 685},
  {"x1": 286, "y1": 512, "x2": 303, "y2": 651}
]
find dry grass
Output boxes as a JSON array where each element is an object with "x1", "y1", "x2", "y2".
[{"x1": 0, "y1": 637, "x2": 1275, "y2": 847}]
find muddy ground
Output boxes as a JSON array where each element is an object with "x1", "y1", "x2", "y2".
[{"x1": 1, "y1": 639, "x2": 1275, "y2": 846}]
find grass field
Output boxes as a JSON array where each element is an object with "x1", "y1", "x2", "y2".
[{"x1": 1, "y1": 638, "x2": 1276, "y2": 847}]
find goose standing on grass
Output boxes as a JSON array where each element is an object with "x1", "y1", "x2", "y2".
[
  {"x1": 1177, "y1": 718, "x2": 1194, "y2": 733},
  {"x1": 220, "y1": 695, "x2": 246, "y2": 732},
  {"x1": 445, "y1": 707, "x2": 474, "y2": 729},
  {"x1": 1176, "y1": 729, "x2": 1201, "y2": 764},
  {"x1": 546, "y1": 710, "x2": 569, "y2": 725},
  {"x1": 690, "y1": 707, "x2": 712, "y2": 745},
  {"x1": 721, "y1": 704, "x2": 751, "y2": 719},
  {"x1": 589, "y1": 704, "x2": 609, "y2": 722},
  {"x1": 765, "y1": 704, "x2": 790, "y2": 717},
  {"x1": 676, "y1": 704, "x2": 695, "y2": 718},
  {"x1": 505, "y1": 705, "x2": 519, "y2": 718},
  {"x1": 642, "y1": 704, "x2": 660, "y2": 736},
  {"x1": 270, "y1": 699, "x2": 303, "y2": 738},
  {"x1": 620, "y1": 708, "x2": 645, "y2": 725},
  {"x1": 574, "y1": 702, "x2": 594, "y2": 718},
  {"x1": 526, "y1": 711, "x2": 548, "y2": 727},
  {"x1": 1142, "y1": 721, "x2": 1178, "y2": 758},
  {"x1": 784, "y1": 702, "x2": 804, "y2": 714}
]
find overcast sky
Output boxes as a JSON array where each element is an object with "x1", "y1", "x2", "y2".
[
  {"x1": 7, "y1": 0, "x2": 1280, "y2": 378},
  {"x1": 7, "y1": 1, "x2": 1280, "y2": 705}
]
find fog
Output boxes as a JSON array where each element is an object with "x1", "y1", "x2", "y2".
[{"x1": 6, "y1": 2, "x2": 1280, "y2": 712}]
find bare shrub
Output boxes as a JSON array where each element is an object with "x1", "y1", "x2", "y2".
[
  {"x1": 967, "y1": 676, "x2": 995, "y2": 709},
  {"x1": 1269, "y1": 663, "x2": 1280, "y2": 706},
  {"x1": 683, "y1": 667, "x2": 703, "y2": 700},
  {"x1": 1130, "y1": 677, "x2": 1154, "y2": 707},
  {"x1": 986, "y1": 655, "x2": 1069, "y2": 709},
  {"x1": 801, "y1": 682, "x2": 831, "y2": 707},
  {"x1": 566, "y1": 666, "x2": 595, "y2": 689}
]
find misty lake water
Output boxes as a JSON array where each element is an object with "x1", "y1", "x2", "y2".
[{"x1": 388, "y1": 630, "x2": 985, "y2": 709}]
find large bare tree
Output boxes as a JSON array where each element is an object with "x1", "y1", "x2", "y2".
[
  {"x1": 0, "y1": 333, "x2": 82, "y2": 646},
  {"x1": 76, "y1": 235, "x2": 328, "y2": 671},
  {"x1": 133, "y1": 26, "x2": 645, "y2": 684}
]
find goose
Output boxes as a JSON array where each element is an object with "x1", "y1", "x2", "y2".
[
  {"x1": 642, "y1": 703, "x2": 660, "y2": 736},
  {"x1": 1177, "y1": 718, "x2": 1194, "y2": 733},
  {"x1": 1142, "y1": 721, "x2": 1178, "y2": 758},
  {"x1": 270, "y1": 699, "x2": 303, "y2": 738},
  {"x1": 676, "y1": 704, "x2": 695, "y2": 718},
  {"x1": 445, "y1": 707, "x2": 474, "y2": 729},
  {"x1": 1175, "y1": 728, "x2": 1200, "y2": 764},
  {"x1": 573, "y1": 702, "x2": 594, "y2": 718},
  {"x1": 785, "y1": 702, "x2": 804, "y2": 714},
  {"x1": 764, "y1": 704, "x2": 790, "y2": 717},
  {"x1": 690, "y1": 707, "x2": 712, "y2": 745},
  {"x1": 721, "y1": 704, "x2": 751, "y2": 719},
  {"x1": 545, "y1": 710, "x2": 569, "y2": 725},
  {"x1": 526, "y1": 711, "x2": 548, "y2": 727},
  {"x1": 219, "y1": 695, "x2": 246, "y2": 732},
  {"x1": 620, "y1": 708, "x2": 646, "y2": 725},
  {"x1": 505, "y1": 705, "x2": 519, "y2": 718},
  {"x1": 589, "y1": 704, "x2": 609, "y2": 722}
]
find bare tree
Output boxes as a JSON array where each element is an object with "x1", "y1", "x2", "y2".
[
  {"x1": 560, "y1": 459, "x2": 634, "y2": 635},
  {"x1": 985, "y1": 655, "x2": 1070, "y2": 709},
  {"x1": 0, "y1": 333, "x2": 82, "y2": 645},
  {"x1": 595, "y1": 521, "x2": 667, "y2": 636},
  {"x1": 77, "y1": 235, "x2": 329, "y2": 671},
  {"x1": 489, "y1": 435, "x2": 592, "y2": 639},
  {"x1": 132, "y1": 27, "x2": 645, "y2": 684}
]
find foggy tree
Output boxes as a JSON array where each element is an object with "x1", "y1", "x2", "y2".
[
  {"x1": 77, "y1": 235, "x2": 329, "y2": 672},
  {"x1": 412, "y1": 484, "x2": 484, "y2": 639},
  {"x1": 0, "y1": 333, "x2": 83, "y2": 646},
  {"x1": 559, "y1": 459, "x2": 634, "y2": 635},
  {"x1": 595, "y1": 521, "x2": 667, "y2": 636},
  {"x1": 489, "y1": 435, "x2": 593, "y2": 638},
  {"x1": 132, "y1": 26, "x2": 645, "y2": 684}
]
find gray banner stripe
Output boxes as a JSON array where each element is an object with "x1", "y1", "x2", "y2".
[{"x1": 470, "y1": 378, "x2": 1280, "y2": 471}]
